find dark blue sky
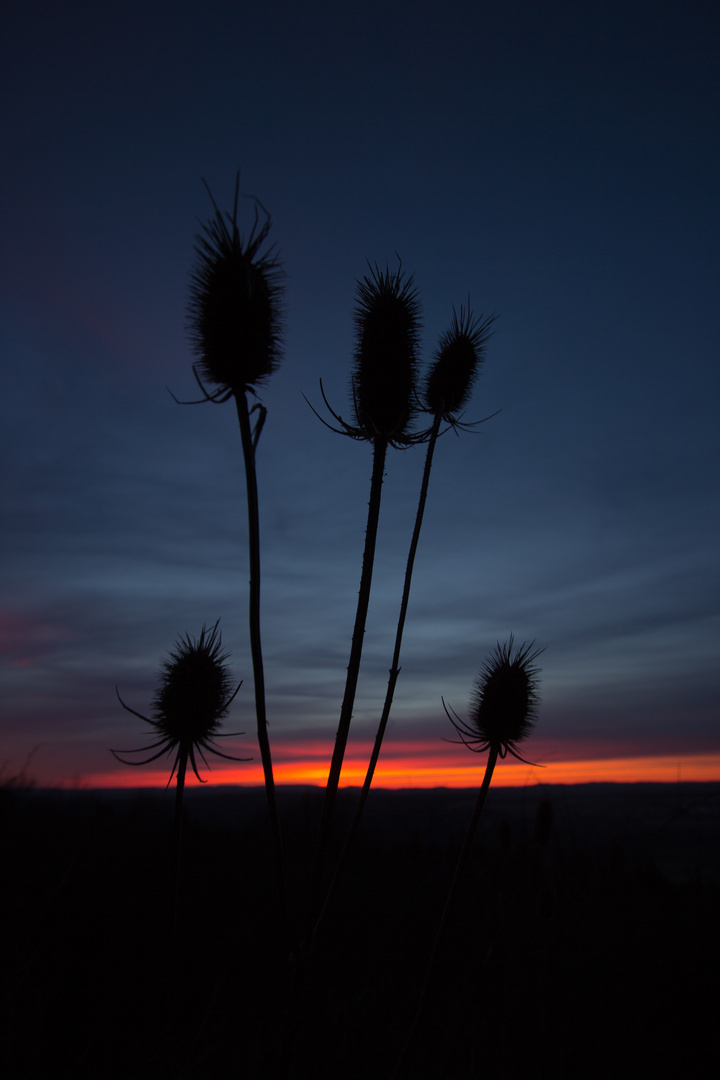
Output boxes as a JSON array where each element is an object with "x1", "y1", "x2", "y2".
[{"x1": 2, "y1": 0, "x2": 718, "y2": 786}]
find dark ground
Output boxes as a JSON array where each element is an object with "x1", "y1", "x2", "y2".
[{"x1": 2, "y1": 781, "x2": 719, "y2": 1079}]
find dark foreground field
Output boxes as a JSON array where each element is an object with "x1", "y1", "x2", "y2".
[{"x1": 2, "y1": 781, "x2": 719, "y2": 1079}]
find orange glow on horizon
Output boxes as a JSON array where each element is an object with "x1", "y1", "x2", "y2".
[{"x1": 83, "y1": 739, "x2": 720, "y2": 790}]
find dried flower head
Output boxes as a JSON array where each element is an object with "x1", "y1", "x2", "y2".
[
  {"x1": 186, "y1": 176, "x2": 284, "y2": 400},
  {"x1": 445, "y1": 636, "x2": 542, "y2": 761},
  {"x1": 351, "y1": 262, "x2": 422, "y2": 443},
  {"x1": 112, "y1": 621, "x2": 249, "y2": 785},
  {"x1": 424, "y1": 307, "x2": 496, "y2": 421}
]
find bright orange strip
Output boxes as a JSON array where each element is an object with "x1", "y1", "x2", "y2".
[{"x1": 85, "y1": 744, "x2": 720, "y2": 789}]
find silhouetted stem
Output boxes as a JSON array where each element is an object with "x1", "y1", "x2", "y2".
[
  {"x1": 235, "y1": 392, "x2": 287, "y2": 935},
  {"x1": 308, "y1": 435, "x2": 388, "y2": 926},
  {"x1": 169, "y1": 751, "x2": 188, "y2": 957},
  {"x1": 310, "y1": 413, "x2": 442, "y2": 944},
  {"x1": 174, "y1": 751, "x2": 187, "y2": 857},
  {"x1": 392, "y1": 745, "x2": 499, "y2": 1079}
]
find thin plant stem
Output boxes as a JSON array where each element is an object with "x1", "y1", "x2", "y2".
[
  {"x1": 235, "y1": 391, "x2": 288, "y2": 936},
  {"x1": 307, "y1": 435, "x2": 388, "y2": 930},
  {"x1": 173, "y1": 750, "x2": 187, "y2": 860},
  {"x1": 279, "y1": 436, "x2": 389, "y2": 1075},
  {"x1": 169, "y1": 749, "x2": 188, "y2": 953},
  {"x1": 391, "y1": 745, "x2": 499, "y2": 1080},
  {"x1": 310, "y1": 412, "x2": 443, "y2": 945}
]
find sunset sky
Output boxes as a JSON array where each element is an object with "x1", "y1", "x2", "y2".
[{"x1": 2, "y1": 0, "x2": 718, "y2": 790}]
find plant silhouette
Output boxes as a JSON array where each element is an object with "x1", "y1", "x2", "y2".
[
  {"x1": 112, "y1": 620, "x2": 247, "y2": 852},
  {"x1": 309, "y1": 306, "x2": 496, "y2": 944},
  {"x1": 104, "y1": 187, "x2": 558, "y2": 1078},
  {"x1": 392, "y1": 636, "x2": 543, "y2": 1077},
  {"x1": 306, "y1": 261, "x2": 422, "y2": 925},
  {"x1": 183, "y1": 175, "x2": 288, "y2": 928},
  {"x1": 440, "y1": 636, "x2": 544, "y2": 902}
]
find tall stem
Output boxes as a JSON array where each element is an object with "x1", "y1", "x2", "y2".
[
  {"x1": 173, "y1": 751, "x2": 187, "y2": 858},
  {"x1": 308, "y1": 436, "x2": 388, "y2": 926},
  {"x1": 310, "y1": 413, "x2": 442, "y2": 944},
  {"x1": 392, "y1": 746, "x2": 499, "y2": 1079},
  {"x1": 169, "y1": 750, "x2": 188, "y2": 957},
  {"x1": 235, "y1": 392, "x2": 287, "y2": 934}
]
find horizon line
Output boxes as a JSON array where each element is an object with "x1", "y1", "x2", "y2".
[{"x1": 55, "y1": 752, "x2": 720, "y2": 791}]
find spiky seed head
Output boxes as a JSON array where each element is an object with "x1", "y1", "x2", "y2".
[
  {"x1": 351, "y1": 263, "x2": 421, "y2": 442},
  {"x1": 112, "y1": 620, "x2": 248, "y2": 784},
  {"x1": 153, "y1": 622, "x2": 235, "y2": 745},
  {"x1": 470, "y1": 637, "x2": 542, "y2": 757},
  {"x1": 446, "y1": 637, "x2": 542, "y2": 761},
  {"x1": 424, "y1": 308, "x2": 496, "y2": 419},
  {"x1": 186, "y1": 181, "x2": 284, "y2": 396}
]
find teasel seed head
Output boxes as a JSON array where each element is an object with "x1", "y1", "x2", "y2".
[
  {"x1": 424, "y1": 307, "x2": 496, "y2": 421},
  {"x1": 445, "y1": 636, "x2": 542, "y2": 761},
  {"x1": 112, "y1": 621, "x2": 249, "y2": 784},
  {"x1": 351, "y1": 262, "x2": 421, "y2": 443},
  {"x1": 153, "y1": 621, "x2": 235, "y2": 746},
  {"x1": 186, "y1": 177, "x2": 284, "y2": 398}
]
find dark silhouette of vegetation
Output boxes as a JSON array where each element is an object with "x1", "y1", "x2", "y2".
[
  {"x1": 181, "y1": 176, "x2": 288, "y2": 930},
  {"x1": 5, "y1": 784, "x2": 720, "y2": 1079},
  {"x1": 309, "y1": 307, "x2": 497, "y2": 946},
  {"x1": 112, "y1": 621, "x2": 248, "y2": 967},
  {"x1": 306, "y1": 262, "x2": 422, "y2": 927},
  {"x1": 105, "y1": 182, "x2": 568, "y2": 1078},
  {"x1": 113, "y1": 620, "x2": 247, "y2": 854},
  {"x1": 393, "y1": 637, "x2": 543, "y2": 1077}
]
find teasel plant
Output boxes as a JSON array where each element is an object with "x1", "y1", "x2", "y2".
[
  {"x1": 392, "y1": 636, "x2": 543, "y2": 1078},
  {"x1": 304, "y1": 261, "x2": 422, "y2": 931},
  {"x1": 308, "y1": 306, "x2": 497, "y2": 946},
  {"x1": 181, "y1": 175, "x2": 287, "y2": 929},
  {"x1": 442, "y1": 636, "x2": 544, "y2": 874},
  {"x1": 113, "y1": 621, "x2": 247, "y2": 1065},
  {"x1": 112, "y1": 620, "x2": 248, "y2": 857}
]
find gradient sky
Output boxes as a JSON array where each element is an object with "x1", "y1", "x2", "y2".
[{"x1": 2, "y1": 0, "x2": 718, "y2": 789}]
